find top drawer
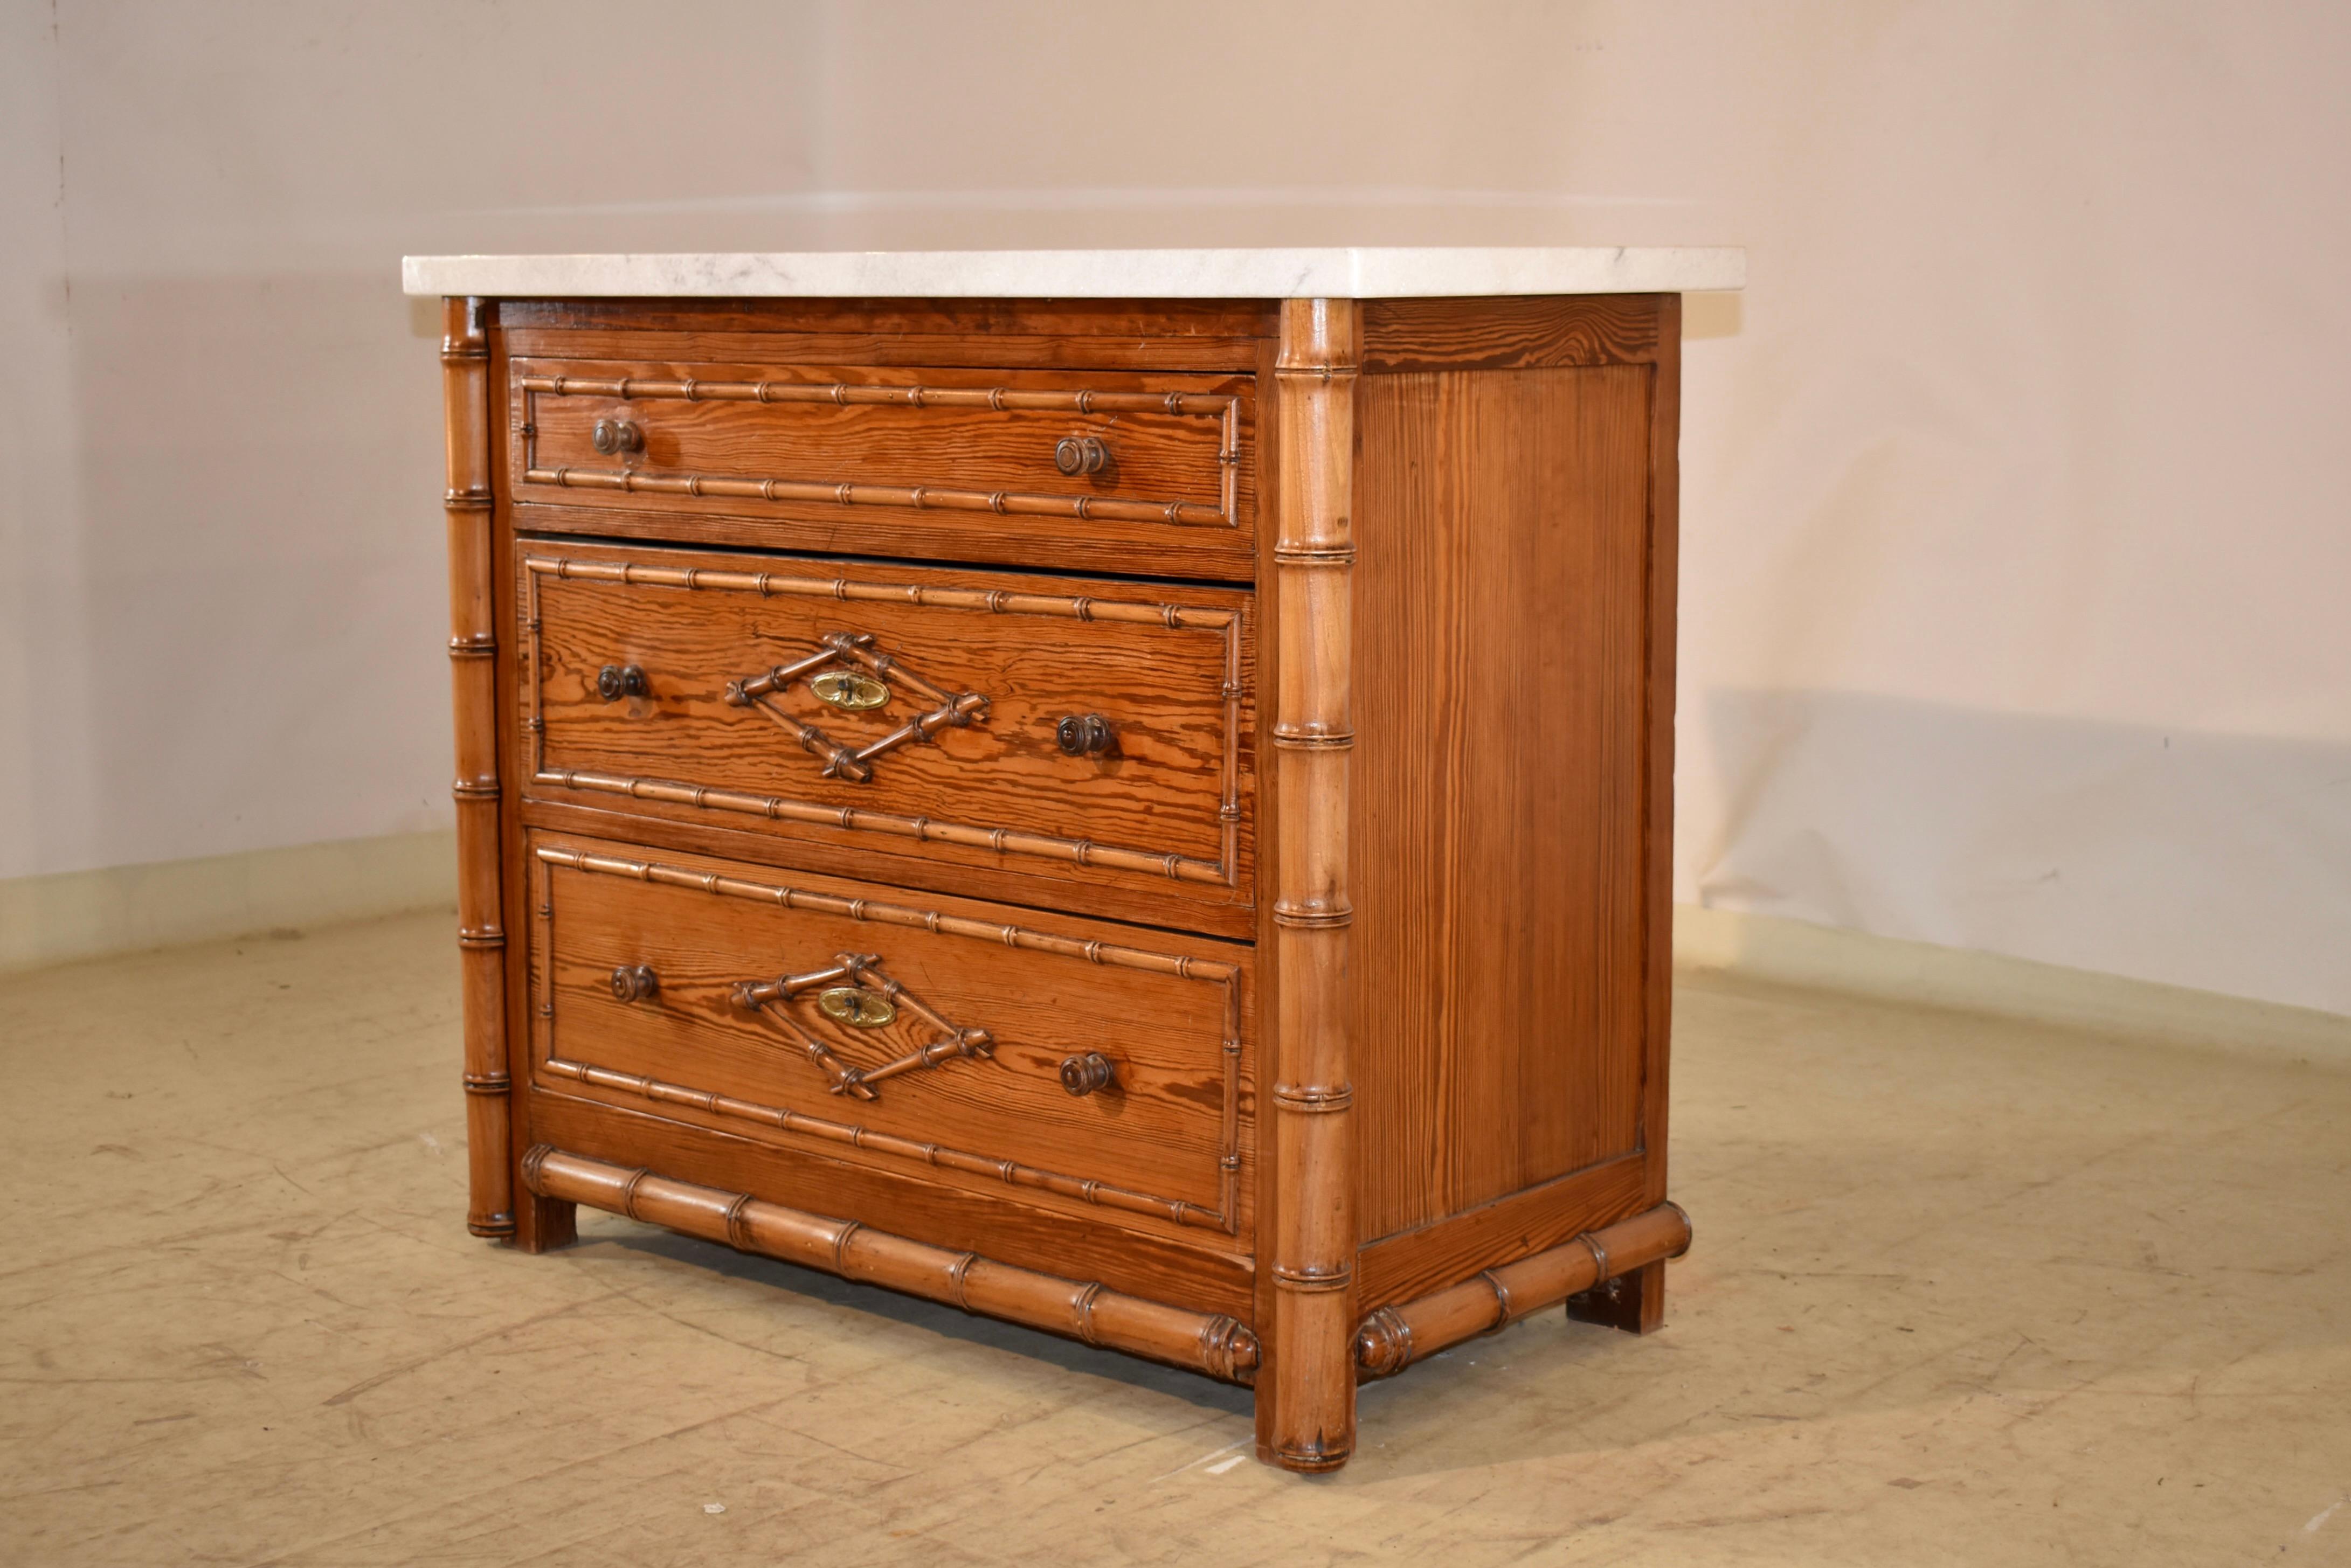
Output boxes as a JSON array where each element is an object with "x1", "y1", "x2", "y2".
[{"x1": 507, "y1": 357, "x2": 1256, "y2": 579}]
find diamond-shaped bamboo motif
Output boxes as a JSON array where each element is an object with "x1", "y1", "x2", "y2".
[
  {"x1": 723, "y1": 632, "x2": 987, "y2": 783},
  {"x1": 731, "y1": 953, "x2": 993, "y2": 1102}
]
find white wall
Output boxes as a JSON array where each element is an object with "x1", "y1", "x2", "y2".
[{"x1": 4, "y1": 1, "x2": 2345, "y2": 1011}]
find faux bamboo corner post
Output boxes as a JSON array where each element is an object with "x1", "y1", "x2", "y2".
[
  {"x1": 1260, "y1": 298, "x2": 1361, "y2": 1471},
  {"x1": 441, "y1": 296, "x2": 513, "y2": 1240}
]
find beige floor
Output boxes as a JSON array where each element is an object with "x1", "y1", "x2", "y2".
[{"x1": 2, "y1": 912, "x2": 2346, "y2": 1567}]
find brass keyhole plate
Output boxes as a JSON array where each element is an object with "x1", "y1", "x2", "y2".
[
  {"x1": 818, "y1": 986, "x2": 897, "y2": 1028},
  {"x1": 810, "y1": 670, "x2": 890, "y2": 711}
]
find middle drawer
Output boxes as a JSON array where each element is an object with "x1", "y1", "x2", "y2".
[{"x1": 517, "y1": 540, "x2": 1256, "y2": 933}]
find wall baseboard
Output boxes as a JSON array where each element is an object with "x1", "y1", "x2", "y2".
[
  {"x1": 1676, "y1": 904, "x2": 2351, "y2": 1066},
  {"x1": 0, "y1": 830, "x2": 456, "y2": 973}
]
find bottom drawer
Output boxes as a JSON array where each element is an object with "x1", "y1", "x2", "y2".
[{"x1": 523, "y1": 831, "x2": 1253, "y2": 1246}]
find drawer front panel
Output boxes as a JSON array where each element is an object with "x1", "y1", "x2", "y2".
[
  {"x1": 520, "y1": 542, "x2": 1253, "y2": 919},
  {"x1": 527, "y1": 834, "x2": 1253, "y2": 1241},
  {"x1": 508, "y1": 357, "x2": 1254, "y2": 576}
]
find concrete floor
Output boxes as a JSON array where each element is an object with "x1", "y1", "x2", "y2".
[{"x1": 2, "y1": 912, "x2": 2346, "y2": 1566}]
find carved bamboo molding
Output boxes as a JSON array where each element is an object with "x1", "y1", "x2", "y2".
[
  {"x1": 521, "y1": 1146, "x2": 1261, "y2": 1385},
  {"x1": 724, "y1": 632, "x2": 988, "y2": 786},
  {"x1": 522, "y1": 554, "x2": 1245, "y2": 887},
  {"x1": 1353, "y1": 1202, "x2": 1693, "y2": 1379},
  {"x1": 532, "y1": 844, "x2": 1244, "y2": 1233},
  {"x1": 516, "y1": 371, "x2": 1242, "y2": 529},
  {"x1": 442, "y1": 296, "x2": 514, "y2": 1240},
  {"x1": 1260, "y1": 297, "x2": 1360, "y2": 1472}
]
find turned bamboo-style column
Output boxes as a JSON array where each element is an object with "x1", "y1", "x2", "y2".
[
  {"x1": 1259, "y1": 298, "x2": 1359, "y2": 1472},
  {"x1": 444, "y1": 296, "x2": 513, "y2": 1239}
]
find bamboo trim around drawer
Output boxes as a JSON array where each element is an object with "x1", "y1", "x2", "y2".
[
  {"x1": 531, "y1": 843, "x2": 1247, "y2": 1234},
  {"x1": 517, "y1": 373, "x2": 1242, "y2": 530},
  {"x1": 522, "y1": 1146, "x2": 1261, "y2": 1385},
  {"x1": 522, "y1": 467, "x2": 1230, "y2": 529},
  {"x1": 521, "y1": 554, "x2": 1247, "y2": 889}
]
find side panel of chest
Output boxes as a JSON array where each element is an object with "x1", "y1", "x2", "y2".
[{"x1": 1346, "y1": 295, "x2": 1677, "y2": 1300}]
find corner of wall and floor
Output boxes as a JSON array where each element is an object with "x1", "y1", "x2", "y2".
[
  {"x1": 0, "y1": 830, "x2": 456, "y2": 974},
  {"x1": 1675, "y1": 904, "x2": 2351, "y2": 1068}
]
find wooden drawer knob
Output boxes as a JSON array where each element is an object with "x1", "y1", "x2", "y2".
[
  {"x1": 1056, "y1": 713, "x2": 1114, "y2": 756},
  {"x1": 1060, "y1": 1052, "x2": 1116, "y2": 1096},
  {"x1": 610, "y1": 964, "x2": 659, "y2": 1003},
  {"x1": 597, "y1": 663, "x2": 648, "y2": 702},
  {"x1": 1053, "y1": 435, "x2": 1108, "y2": 476},
  {"x1": 592, "y1": 418, "x2": 644, "y2": 456}
]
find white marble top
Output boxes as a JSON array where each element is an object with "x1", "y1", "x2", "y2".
[{"x1": 400, "y1": 247, "x2": 1744, "y2": 300}]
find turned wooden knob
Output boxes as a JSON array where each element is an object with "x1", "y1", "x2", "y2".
[
  {"x1": 1056, "y1": 713, "x2": 1114, "y2": 755},
  {"x1": 610, "y1": 964, "x2": 659, "y2": 1003},
  {"x1": 597, "y1": 663, "x2": 648, "y2": 701},
  {"x1": 1053, "y1": 435, "x2": 1108, "y2": 476},
  {"x1": 592, "y1": 417, "x2": 644, "y2": 456},
  {"x1": 1060, "y1": 1052, "x2": 1116, "y2": 1096}
]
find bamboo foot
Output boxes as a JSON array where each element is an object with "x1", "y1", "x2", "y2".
[
  {"x1": 513, "y1": 1192, "x2": 577, "y2": 1254},
  {"x1": 1566, "y1": 1256, "x2": 1665, "y2": 1334}
]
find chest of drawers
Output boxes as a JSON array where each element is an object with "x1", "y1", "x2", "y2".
[{"x1": 413, "y1": 248, "x2": 1740, "y2": 1472}]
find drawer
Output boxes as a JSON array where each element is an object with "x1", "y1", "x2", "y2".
[
  {"x1": 517, "y1": 540, "x2": 1255, "y2": 931},
  {"x1": 507, "y1": 355, "x2": 1256, "y2": 579},
  {"x1": 525, "y1": 833, "x2": 1253, "y2": 1243}
]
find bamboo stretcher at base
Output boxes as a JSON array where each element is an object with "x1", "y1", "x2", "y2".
[
  {"x1": 1353, "y1": 1201, "x2": 1693, "y2": 1378},
  {"x1": 521, "y1": 1145, "x2": 1260, "y2": 1384}
]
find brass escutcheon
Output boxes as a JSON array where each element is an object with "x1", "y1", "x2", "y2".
[
  {"x1": 817, "y1": 986, "x2": 896, "y2": 1029},
  {"x1": 810, "y1": 670, "x2": 890, "y2": 711}
]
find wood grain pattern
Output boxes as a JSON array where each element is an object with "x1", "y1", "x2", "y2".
[
  {"x1": 1350, "y1": 355, "x2": 1656, "y2": 1241},
  {"x1": 515, "y1": 792, "x2": 1260, "y2": 943},
  {"x1": 510, "y1": 357, "x2": 1250, "y2": 540},
  {"x1": 443, "y1": 296, "x2": 513, "y2": 1240},
  {"x1": 524, "y1": 1146, "x2": 1260, "y2": 1383},
  {"x1": 1247, "y1": 330, "x2": 1287, "y2": 1380},
  {"x1": 1353, "y1": 1202, "x2": 1689, "y2": 1378},
  {"x1": 1353, "y1": 1150, "x2": 1648, "y2": 1312},
  {"x1": 507, "y1": 498, "x2": 1246, "y2": 586},
  {"x1": 488, "y1": 313, "x2": 576, "y2": 1257},
  {"x1": 497, "y1": 298, "x2": 1277, "y2": 363},
  {"x1": 1256, "y1": 299, "x2": 1359, "y2": 1474},
  {"x1": 520, "y1": 540, "x2": 1254, "y2": 924},
  {"x1": 507, "y1": 356, "x2": 1255, "y2": 578},
  {"x1": 508, "y1": 324, "x2": 1273, "y2": 376},
  {"x1": 432, "y1": 289, "x2": 1697, "y2": 1472},
  {"x1": 498, "y1": 323, "x2": 1266, "y2": 580},
  {"x1": 528, "y1": 1086, "x2": 1255, "y2": 1320},
  {"x1": 1641, "y1": 296, "x2": 1682, "y2": 1214},
  {"x1": 526, "y1": 832, "x2": 1251, "y2": 1241},
  {"x1": 518, "y1": 362, "x2": 1238, "y2": 516},
  {"x1": 1360, "y1": 294, "x2": 1665, "y2": 373}
]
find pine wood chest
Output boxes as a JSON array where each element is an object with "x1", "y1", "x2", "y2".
[{"x1": 414, "y1": 248, "x2": 1739, "y2": 1472}]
